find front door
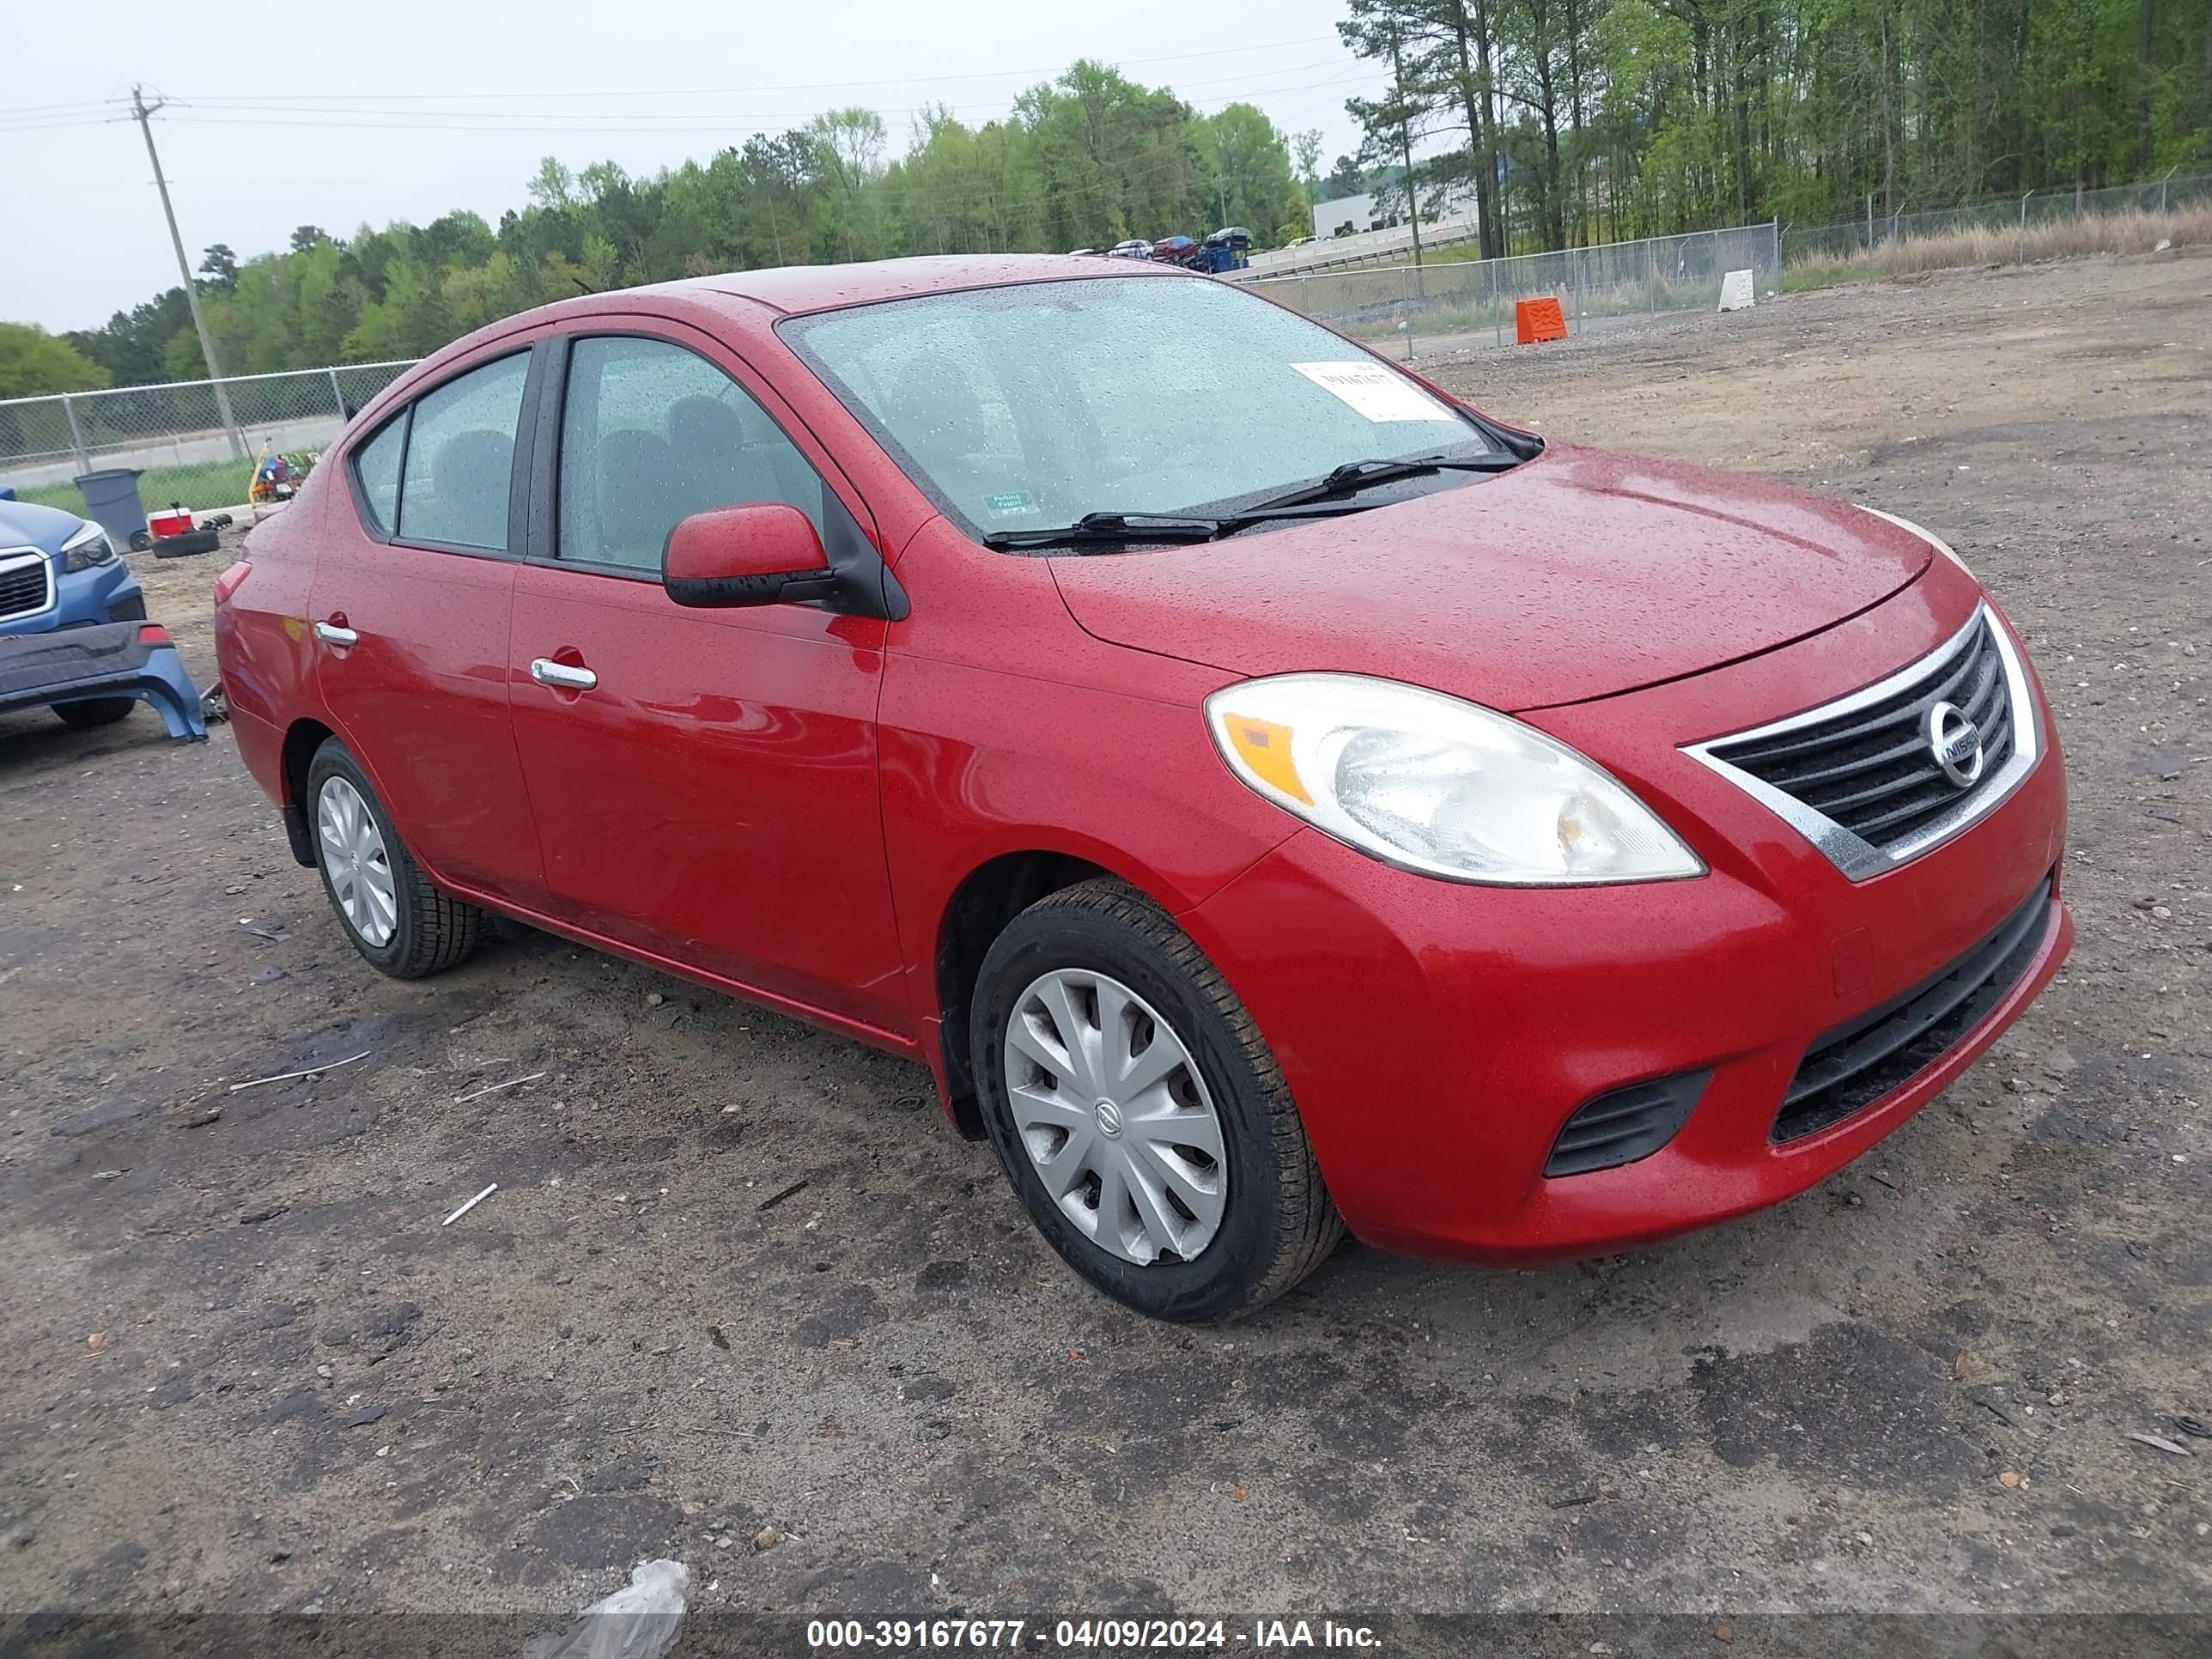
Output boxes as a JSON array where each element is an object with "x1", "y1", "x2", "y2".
[
  {"x1": 312, "y1": 346, "x2": 544, "y2": 907},
  {"x1": 505, "y1": 327, "x2": 906, "y2": 1036}
]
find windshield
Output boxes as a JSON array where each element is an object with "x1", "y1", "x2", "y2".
[{"x1": 780, "y1": 276, "x2": 1498, "y2": 542}]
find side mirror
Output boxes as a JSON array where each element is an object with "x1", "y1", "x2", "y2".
[{"x1": 662, "y1": 504, "x2": 837, "y2": 609}]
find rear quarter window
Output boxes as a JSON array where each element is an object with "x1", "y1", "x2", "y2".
[{"x1": 351, "y1": 414, "x2": 405, "y2": 533}]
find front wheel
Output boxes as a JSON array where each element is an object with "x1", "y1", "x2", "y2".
[{"x1": 971, "y1": 878, "x2": 1342, "y2": 1322}]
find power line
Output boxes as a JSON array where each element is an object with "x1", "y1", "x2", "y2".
[
  {"x1": 0, "y1": 95, "x2": 124, "y2": 118},
  {"x1": 0, "y1": 111, "x2": 125, "y2": 134},
  {"x1": 156, "y1": 34, "x2": 1342, "y2": 107},
  {"x1": 150, "y1": 70, "x2": 1381, "y2": 139},
  {"x1": 140, "y1": 58, "x2": 1364, "y2": 131}
]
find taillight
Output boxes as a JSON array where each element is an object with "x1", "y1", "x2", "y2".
[
  {"x1": 213, "y1": 560, "x2": 252, "y2": 606},
  {"x1": 138, "y1": 623, "x2": 173, "y2": 646}
]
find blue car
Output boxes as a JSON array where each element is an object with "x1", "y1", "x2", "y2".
[{"x1": 0, "y1": 499, "x2": 207, "y2": 741}]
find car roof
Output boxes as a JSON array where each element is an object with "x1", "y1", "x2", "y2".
[
  {"x1": 649, "y1": 253, "x2": 1188, "y2": 317},
  {"x1": 351, "y1": 254, "x2": 1202, "y2": 435}
]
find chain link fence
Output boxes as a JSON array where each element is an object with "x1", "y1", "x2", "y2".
[
  {"x1": 1241, "y1": 222, "x2": 1783, "y2": 357},
  {"x1": 1783, "y1": 173, "x2": 2212, "y2": 269},
  {"x1": 1, "y1": 362, "x2": 418, "y2": 512}
]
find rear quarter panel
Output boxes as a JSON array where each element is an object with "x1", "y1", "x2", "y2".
[{"x1": 214, "y1": 481, "x2": 327, "y2": 805}]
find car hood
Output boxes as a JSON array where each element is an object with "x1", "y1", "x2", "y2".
[
  {"x1": 1048, "y1": 444, "x2": 1933, "y2": 711},
  {"x1": 0, "y1": 499, "x2": 84, "y2": 556}
]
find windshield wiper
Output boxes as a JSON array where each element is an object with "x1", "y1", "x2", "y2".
[
  {"x1": 982, "y1": 512, "x2": 1227, "y2": 551},
  {"x1": 1246, "y1": 452, "x2": 1523, "y2": 514},
  {"x1": 981, "y1": 504, "x2": 1370, "y2": 551}
]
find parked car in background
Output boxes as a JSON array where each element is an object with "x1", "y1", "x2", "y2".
[
  {"x1": 1106, "y1": 238, "x2": 1153, "y2": 258},
  {"x1": 0, "y1": 498, "x2": 206, "y2": 742},
  {"x1": 0, "y1": 499, "x2": 145, "y2": 641},
  {"x1": 214, "y1": 255, "x2": 2069, "y2": 1322},
  {"x1": 1151, "y1": 234, "x2": 1199, "y2": 265}
]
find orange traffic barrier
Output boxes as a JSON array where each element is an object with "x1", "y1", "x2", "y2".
[{"x1": 1515, "y1": 296, "x2": 1568, "y2": 345}]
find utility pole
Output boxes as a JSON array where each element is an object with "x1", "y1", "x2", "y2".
[{"x1": 131, "y1": 85, "x2": 243, "y2": 458}]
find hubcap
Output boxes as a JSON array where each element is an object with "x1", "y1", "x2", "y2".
[
  {"x1": 1002, "y1": 969, "x2": 1227, "y2": 1266},
  {"x1": 316, "y1": 776, "x2": 397, "y2": 947}
]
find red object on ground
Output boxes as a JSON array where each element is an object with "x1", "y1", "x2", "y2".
[
  {"x1": 212, "y1": 254, "x2": 2069, "y2": 1283},
  {"x1": 148, "y1": 507, "x2": 195, "y2": 539},
  {"x1": 1516, "y1": 295, "x2": 1569, "y2": 343}
]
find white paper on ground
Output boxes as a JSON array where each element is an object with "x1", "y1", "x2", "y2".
[{"x1": 1291, "y1": 360, "x2": 1454, "y2": 422}]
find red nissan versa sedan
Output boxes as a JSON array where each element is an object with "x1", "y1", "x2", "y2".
[{"x1": 212, "y1": 256, "x2": 2071, "y2": 1321}]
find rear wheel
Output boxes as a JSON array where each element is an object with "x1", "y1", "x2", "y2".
[
  {"x1": 971, "y1": 878, "x2": 1341, "y2": 1322},
  {"x1": 306, "y1": 738, "x2": 483, "y2": 978},
  {"x1": 52, "y1": 697, "x2": 136, "y2": 729}
]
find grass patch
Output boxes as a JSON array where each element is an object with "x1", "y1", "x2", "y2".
[
  {"x1": 13, "y1": 459, "x2": 259, "y2": 518},
  {"x1": 1785, "y1": 201, "x2": 2209, "y2": 287},
  {"x1": 1781, "y1": 261, "x2": 1860, "y2": 292}
]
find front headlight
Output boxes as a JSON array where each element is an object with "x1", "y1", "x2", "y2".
[
  {"x1": 1205, "y1": 673, "x2": 1704, "y2": 885},
  {"x1": 1859, "y1": 506, "x2": 1972, "y2": 580},
  {"x1": 61, "y1": 521, "x2": 117, "y2": 573}
]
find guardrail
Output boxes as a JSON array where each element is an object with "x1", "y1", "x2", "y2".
[{"x1": 1246, "y1": 216, "x2": 1485, "y2": 278}]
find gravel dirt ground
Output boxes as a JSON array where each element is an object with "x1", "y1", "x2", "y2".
[{"x1": 1, "y1": 253, "x2": 2205, "y2": 1646}]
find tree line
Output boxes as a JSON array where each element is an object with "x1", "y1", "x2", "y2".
[
  {"x1": 4, "y1": 62, "x2": 1309, "y2": 397},
  {"x1": 1339, "y1": 0, "x2": 2210, "y2": 258},
  {"x1": 6, "y1": 6, "x2": 2206, "y2": 399}
]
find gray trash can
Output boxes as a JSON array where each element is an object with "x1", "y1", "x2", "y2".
[{"x1": 73, "y1": 467, "x2": 149, "y2": 548}]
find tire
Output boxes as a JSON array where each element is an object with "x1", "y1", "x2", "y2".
[
  {"x1": 153, "y1": 528, "x2": 221, "y2": 559},
  {"x1": 971, "y1": 878, "x2": 1342, "y2": 1322},
  {"x1": 305, "y1": 738, "x2": 483, "y2": 978},
  {"x1": 52, "y1": 697, "x2": 136, "y2": 728}
]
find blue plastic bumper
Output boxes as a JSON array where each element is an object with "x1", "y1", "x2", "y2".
[{"x1": 0, "y1": 621, "x2": 208, "y2": 741}]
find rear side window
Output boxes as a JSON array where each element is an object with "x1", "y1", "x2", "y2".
[
  {"x1": 397, "y1": 352, "x2": 530, "y2": 550},
  {"x1": 556, "y1": 336, "x2": 825, "y2": 573},
  {"x1": 351, "y1": 414, "x2": 405, "y2": 533}
]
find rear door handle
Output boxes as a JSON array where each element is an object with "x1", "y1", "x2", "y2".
[
  {"x1": 313, "y1": 621, "x2": 359, "y2": 647},
  {"x1": 530, "y1": 658, "x2": 598, "y2": 692}
]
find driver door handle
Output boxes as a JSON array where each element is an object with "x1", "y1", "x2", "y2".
[
  {"x1": 530, "y1": 657, "x2": 599, "y2": 692},
  {"x1": 313, "y1": 620, "x2": 359, "y2": 647}
]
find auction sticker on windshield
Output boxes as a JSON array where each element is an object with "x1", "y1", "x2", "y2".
[{"x1": 1291, "y1": 360, "x2": 1455, "y2": 422}]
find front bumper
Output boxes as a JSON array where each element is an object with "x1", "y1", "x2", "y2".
[
  {"x1": 0, "y1": 621, "x2": 209, "y2": 741},
  {"x1": 1180, "y1": 588, "x2": 2070, "y2": 1264}
]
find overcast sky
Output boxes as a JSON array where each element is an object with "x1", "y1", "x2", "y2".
[{"x1": 2, "y1": 0, "x2": 1387, "y2": 336}]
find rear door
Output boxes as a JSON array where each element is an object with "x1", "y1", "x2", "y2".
[
  {"x1": 503, "y1": 325, "x2": 906, "y2": 1034},
  {"x1": 312, "y1": 345, "x2": 544, "y2": 907}
]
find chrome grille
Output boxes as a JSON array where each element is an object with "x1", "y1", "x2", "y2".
[
  {"x1": 1685, "y1": 604, "x2": 2039, "y2": 879},
  {"x1": 0, "y1": 550, "x2": 53, "y2": 623}
]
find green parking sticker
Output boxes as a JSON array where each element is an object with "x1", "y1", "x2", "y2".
[{"x1": 983, "y1": 491, "x2": 1037, "y2": 516}]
